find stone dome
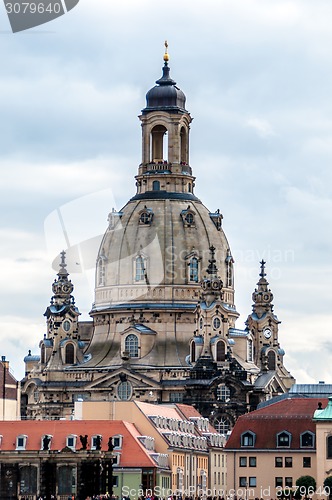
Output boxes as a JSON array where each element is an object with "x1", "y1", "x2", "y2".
[{"x1": 93, "y1": 193, "x2": 237, "y2": 324}]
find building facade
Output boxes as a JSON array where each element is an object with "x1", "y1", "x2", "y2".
[
  {"x1": 0, "y1": 356, "x2": 20, "y2": 421},
  {"x1": 0, "y1": 419, "x2": 169, "y2": 500},
  {"x1": 74, "y1": 399, "x2": 226, "y2": 497},
  {"x1": 225, "y1": 397, "x2": 328, "y2": 499},
  {"x1": 21, "y1": 46, "x2": 294, "y2": 428}
]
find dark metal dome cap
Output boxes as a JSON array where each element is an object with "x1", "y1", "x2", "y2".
[{"x1": 143, "y1": 63, "x2": 187, "y2": 113}]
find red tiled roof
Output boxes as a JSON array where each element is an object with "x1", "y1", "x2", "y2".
[
  {"x1": 226, "y1": 398, "x2": 327, "y2": 450},
  {"x1": 0, "y1": 420, "x2": 156, "y2": 467}
]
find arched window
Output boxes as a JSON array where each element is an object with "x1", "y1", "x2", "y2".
[
  {"x1": 180, "y1": 126, "x2": 187, "y2": 163},
  {"x1": 135, "y1": 256, "x2": 146, "y2": 281},
  {"x1": 152, "y1": 180, "x2": 160, "y2": 191},
  {"x1": 214, "y1": 416, "x2": 231, "y2": 434},
  {"x1": 216, "y1": 384, "x2": 230, "y2": 402},
  {"x1": 125, "y1": 334, "x2": 139, "y2": 357},
  {"x1": 58, "y1": 466, "x2": 75, "y2": 496},
  {"x1": 267, "y1": 350, "x2": 276, "y2": 370},
  {"x1": 188, "y1": 183, "x2": 192, "y2": 193},
  {"x1": 327, "y1": 435, "x2": 332, "y2": 459},
  {"x1": 189, "y1": 257, "x2": 199, "y2": 282},
  {"x1": 65, "y1": 344, "x2": 74, "y2": 364},
  {"x1": 151, "y1": 125, "x2": 167, "y2": 162},
  {"x1": 19, "y1": 465, "x2": 37, "y2": 496},
  {"x1": 216, "y1": 340, "x2": 226, "y2": 362},
  {"x1": 117, "y1": 381, "x2": 132, "y2": 401},
  {"x1": 191, "y1": 341, "x2": 196, "y2": 363}
]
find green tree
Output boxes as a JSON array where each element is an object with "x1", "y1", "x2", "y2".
[
  {"x1": 323, "y1": 476, "x2": 332, "y2": 499},
  {"x1": 295, "y1": 476, "x2": 316, "y2": 499}
]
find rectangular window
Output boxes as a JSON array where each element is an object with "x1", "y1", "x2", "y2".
[
  {"x1": 113, "y1": 476, "x2": 119, "y2": 487},
  {"x1": 249, "y1": 457, "x2": 257, "y2": 467},
  {"x1": 275, "y1": 477, "x2": 283, "y2": 487},
  {"x1": 303, "y1": 457, "x2": 311, "y2": 468},
  {"x1": 249, "y1": 477, "x2": 257, "y2": 487},
  {"x1": 239, "y1": 457, "x2": 247, "y2": 467},
  {"x1": 285, "y1": 457, "x2": 293, "y2": 468},
  {"x1": 67, "y1": 437, "x2": 74, "y2": 447},
  {"x1": 275, "y1": 457, "x2": 283, "y2": 468},
  {"x1": 239, "y1": 477, "x2": 247, "y2": 487},
  {"x1": 285, "y1": 477, "x2": 293, "y2": 487}
]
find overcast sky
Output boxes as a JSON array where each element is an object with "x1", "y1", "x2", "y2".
[{"x1": 1, "y1": 0, "x2": 332, "y2": 383}]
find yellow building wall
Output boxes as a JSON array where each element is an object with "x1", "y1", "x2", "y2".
[{"x1": 226, "y1": 450, "x2": 317, "y2": 500}]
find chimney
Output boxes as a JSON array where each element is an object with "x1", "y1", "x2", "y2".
[{"x1": 1, "y1": 356, "x2": 9, "y2": 370}]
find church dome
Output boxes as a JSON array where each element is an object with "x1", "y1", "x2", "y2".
[
  {"x1": 143, "y1": 64, "x2": 187, "y2": 113},
  {"x1": 93, "y1": 196, "x2": 236, "y2": 318}
]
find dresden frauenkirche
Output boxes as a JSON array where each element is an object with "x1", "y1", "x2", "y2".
[{"x1": 21, "y1": 46, "x2": 295, "y2": 432}]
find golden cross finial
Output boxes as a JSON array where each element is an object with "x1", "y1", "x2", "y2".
[{"x1": 164, "y1": 40, "x2": 169, "y2": 63}]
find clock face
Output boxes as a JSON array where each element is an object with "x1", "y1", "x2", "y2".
[{"x1": 263, "y1": 328, "x2": 272, "y2": 339}]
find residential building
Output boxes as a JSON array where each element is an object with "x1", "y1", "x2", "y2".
[
  {"x1": 75, "y1": 399, "x2": 226, "y2": 496},
  {"x1": 0, "y1": 356, "x2": 20, "y2": 420},
  {"x1": 225, "y1": 397, "x2": 324, "y2": 499}
]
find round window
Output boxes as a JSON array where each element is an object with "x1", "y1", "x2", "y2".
[
  {"x1": 63, "y1": 320, "x2": 71, "y2": 332},
  {"x1": 185, "y1": 213, "x2": 194, "y2": 224},
  {"x1": 140, "y1": 212, "x2": 150, "y2": 224},
  {"x1": 213, "y1": 317, "x2": 221, "y2": 329}
]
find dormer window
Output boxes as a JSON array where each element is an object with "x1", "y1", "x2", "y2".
[
  {"x1": 209, "y1": 210, "x2": 223, "y2": 230},
  {"x1": 300, "y1": 431, "x2": 314, "y2": 448},
  {"x1": 112, "y1": 435, "x2": 123, "y2": 449},
  {"x1": 91, "y1": 435, "x2": 102, "y2": 450},
  {"x1": 241, "y1": 431, "x2": 255, "y2": 447},
  {"x1": 16, "y1": 435, "x2": 28, "y2": 450},
  {"x1": 181, "y1": 207, "x2": 196, "y2": 227},
  {"x1": 139, "y1": 206, "x2": 153, "y2": 225},
  {"x1": 277, "y1": 431, "x2": 291, "y2": 448},
  {"x1": 41, "y1": 434, "x2": 52, "y2": 451},
  {"x1": 66, "y1": 435, "x2": 77, "y2": 451}
]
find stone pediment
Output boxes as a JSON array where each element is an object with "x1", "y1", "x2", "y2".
[
  {"x1": 121, "y1": 323, "x2": 157, "y2": 336},
  {"x1": 84, "y1": 368, "x2": 161, "y2": 391}
]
